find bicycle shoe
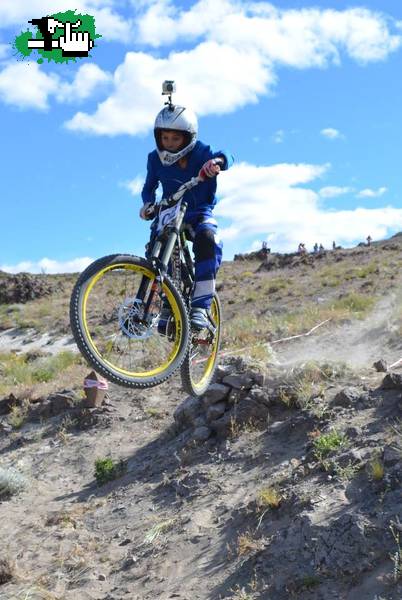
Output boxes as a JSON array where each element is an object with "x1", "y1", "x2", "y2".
[{"x1": 190, "y1": 307, "x2": 210, "y2": 331}]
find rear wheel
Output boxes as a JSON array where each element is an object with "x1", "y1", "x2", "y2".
[
  {"x1": 180, "y1": 293, "x2": 221, "y2": 396},
  {"x1": 70, "y1": 254, "x2": 189, "y2": 388}
]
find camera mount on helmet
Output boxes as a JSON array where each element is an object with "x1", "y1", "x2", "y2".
[{"x1": 162, "y1": 80, "x2": 176, "y2": 111}]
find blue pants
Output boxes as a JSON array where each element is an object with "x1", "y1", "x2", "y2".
[
  {"x1": 186, "y1": 217, "x2": 223, "y2": 309},
  {"x1": 147, "y1": 215, "x2": 223, "y2": 310}
]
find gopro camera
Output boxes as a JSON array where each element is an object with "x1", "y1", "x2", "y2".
[{"x1": 162, "y1": 80, "x2": 176, "y2": 95}]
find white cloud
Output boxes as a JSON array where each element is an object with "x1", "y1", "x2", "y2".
[
  {"x1": 214, "y1": 162, "x2": 402, "y2": 252},
  {"x1": 56, "y1": 63, "x2": 112, "y2": 103},
  {"x1": 272, "y1": 129, "x2": 284, "y2": 144},
  {"x1": 1, "y1": 2, "x2": 401, "y2": 130},
  {"x1": 65, "y1": 42, "x2": 273, "y2": 134},
  {"x1": 123, "y1": 175, "x2": 144, "y2": 196},
  {"x1": 136, "y1": 2, "x2": 401, "y2": 65},
  {"x1": 0, "y1": 61, "x2": 111, "y2": 110},
  {"x1": 357, "y1": 186, "x2": 388, "y2": 198},
  {"x1": 1, "y1": 257, "x2": 94, "y2": 274},
  {"x1": 0, "y1": 62, "x2": 59, "y2": 109},
  {"x1": 320, "y1": 127, "x2": 343, "y2": 139},
  {"x1": 66, "y1": 2, "x2": 402, "y2": 135},
  {"x1": 319, "y1": 186, "x2": 353, "y2": 198},
  {"x1": 0, "y1": 1, "x2": 131, "y2": 43},
  {"x1": 136, "y1": 0, "x2": 237, "y2": 47}
]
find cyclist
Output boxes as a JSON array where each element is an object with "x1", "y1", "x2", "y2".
[{"x1": 140, "y1": 100, "x2": 234, "y2": 331}]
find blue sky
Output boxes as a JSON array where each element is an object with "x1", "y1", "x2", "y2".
[{"x1": 1, "y1": 0, "x2": 402, "y2": 273}]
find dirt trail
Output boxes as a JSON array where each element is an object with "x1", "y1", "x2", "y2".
[
  {"x1": 0, "y1": 327, "x2": 78, "y2": 355},
  {"x1": 273, "y1": 291, "x2": 402, "y2": 370}
]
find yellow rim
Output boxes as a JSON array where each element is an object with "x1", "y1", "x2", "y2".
[
  {"x1": 190, "y1": 297, "x2": 220, "y2": 391},
  {"x1": 82, "y1": 263, "x2": 183, "y2": 378}
]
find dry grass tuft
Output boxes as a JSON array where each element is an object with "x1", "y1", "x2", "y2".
[
  {"x1": 236, "y1": 531, "x2": 262, "y2": 557},
  {"x1": 144, "y1": 518, "x2": 177, "y2": 544},
  {"x1": 256, "y1": 486, "x2": 282, "y2": 509},
  {"x1": 368, "y1": 458, "x2": 385, "y2": 481}
]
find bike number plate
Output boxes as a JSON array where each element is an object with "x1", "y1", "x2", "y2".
[{"x1": 156, "y1": 202, "x2": 181, "y2": 233}]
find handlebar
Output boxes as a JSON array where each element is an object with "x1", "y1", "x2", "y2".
[
  {"x1": 143, "y1": 175, "x2": 204, "y2": 220},
  {"x1": 143, "y1": 157, "x2": 224, "y2": 220}
]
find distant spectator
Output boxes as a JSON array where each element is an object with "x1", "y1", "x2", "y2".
[
  {"x1": 261, "y1": 241, "x2": 270, "y2": 256},
  {"x1": 313, "y1": 243, "x2": 319, "y2": 253},
  {"x1": 366, "y1": 235, "x2": 372, "y2": 247},
  {"x1": 319, "y1": 243, "x2": 325, "y2": 253},
  {"x1": 332, "y1": 240, "x2": 336, "y2": 250},
  {"x1": 298, "y1": 242, "x2": 307, "y2": 254}
]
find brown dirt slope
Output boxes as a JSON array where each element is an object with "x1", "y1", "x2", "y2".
[{"x1": 1, "y1": 235, "x2": 402, "y2": 599}]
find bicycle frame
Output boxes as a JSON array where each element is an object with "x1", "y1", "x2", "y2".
[{"x1": 136, "y1": 176, "x2": 202, "y2": 318}]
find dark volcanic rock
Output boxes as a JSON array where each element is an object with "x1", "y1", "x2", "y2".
[
  {"x1": 206, "y1": 402, "x2": 226, "y2": 422},
  {"x1": 0, "y1": 393, "x2": 19, "y2": 415},
  {"x1": 209, "y1": 413, "x2": 233, "y2": 438},
  {"x1": 203, "y1": 383, "x2": 230, "y2": 406},
  {"x1": 373, "y1": 359, "x2": 388, "y2": 372},
  {"x1": 174, "y1": 396, "x2": 202, "y2": 428},
  {"x1": 381, "y1": 372, "x2": 402, "y2": 390},
  {"x1": 0, "y1": 558, "x2": 14, "y2": 584},
  {"x1": 331, "y1": 387, "x2": 362, "y2": 407},
  {"x1": 222, "y1": 374, "x2": 254, "y2": 390},
  {"x1": 0, "y1": 271, "x2": 61, "y2": 304}
]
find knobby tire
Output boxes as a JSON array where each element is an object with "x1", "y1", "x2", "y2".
[{"x1": 70, "y1": 254, "x2": 190, "y2": 389}]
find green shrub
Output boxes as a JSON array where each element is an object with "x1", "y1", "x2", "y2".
[
  {"x1": 0, "y1": 466, "x2": 28, "y2": 498},
  {"x1": 331, "y1": 292, "x2": 375, "y2": 316},
  {"x1": 313, "y1": 430, "x2": 346, "y2": 461},
  {"x1": 94, "y1": 457, "x2": 127, "y2": 486},
  {"x1": 0, "y1": 350, "x2": 81, "y2": 391}
]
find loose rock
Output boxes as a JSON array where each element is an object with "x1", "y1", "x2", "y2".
[
  {"x1": 192, "y1": 426, "x2": 212, "y2": 442},
  {"x1": 381, "y1": 372, "x2": 402, "y2": 390},
  {"x1": 222, "y1": 374, "x2": 254, "y2": 390},
  {"x1": 203, "y1": 383, "x2": 230, "y2": 406},
  {"x1": 206, "y1": 402, "x2": 226, "y2": 422},
  {"x1": 331, "y1": 387, "x2": 362, "y2": 407},
  {"x1": 373, "y1": 359, "x2": 387, "y2": 372}
]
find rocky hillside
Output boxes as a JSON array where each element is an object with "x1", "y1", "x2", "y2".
[{"x1": 1, "y1": 235, "x2": 402, "y2": 599}]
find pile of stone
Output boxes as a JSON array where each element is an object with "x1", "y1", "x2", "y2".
[
  {"x1": 234, "y1": 249, "x2": 269, "y2": 262},
  {"x1": 174, "y1": 360, "x2": 269, "y2": 442},
  {"x1": 0, "y1": 271, "x2": 61, "y2": 304}
]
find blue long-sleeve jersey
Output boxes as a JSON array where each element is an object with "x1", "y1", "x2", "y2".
[{"x1": 141, "y1": 141, "x2": 234, "y2": 224}]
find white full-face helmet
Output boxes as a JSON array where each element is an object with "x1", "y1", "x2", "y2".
[{"x1": 154, "y1": 104, "x2": 198, "y2": 166}]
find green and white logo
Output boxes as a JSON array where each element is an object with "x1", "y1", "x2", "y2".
[{"x1": 13, "y1": 10, "x2": 101, "y2": 64}]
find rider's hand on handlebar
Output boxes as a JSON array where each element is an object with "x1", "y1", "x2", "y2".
[
  {"x1": 198, "y1": 158, "x2": 223, "y2": 180},
  {"x1": 139, "y1": 202, "x2": 155, "y2": 220}
]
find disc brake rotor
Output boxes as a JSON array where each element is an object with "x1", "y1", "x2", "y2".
[{"x1": 118, "y1": 297, "x2": 158, "y2": 340}]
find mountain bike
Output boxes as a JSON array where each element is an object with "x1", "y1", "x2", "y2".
[{"x1": 69, "y1": 175, "x2": 221, "y2": 396}]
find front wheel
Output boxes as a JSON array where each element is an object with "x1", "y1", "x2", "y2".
[
  {"x1": 180, "y1": 293, "x2": 222, "y2": 397},
  {"x1": 70, "y1": 254, "x2": 190, "y2": 388}
]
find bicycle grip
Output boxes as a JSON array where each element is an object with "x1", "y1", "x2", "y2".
[
  {"x1": 198, "y1": 167, "x2": 208, "y2": 181},
  {"x1": 144, "y1": 205, "x2": 156, "y2": 220}
]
